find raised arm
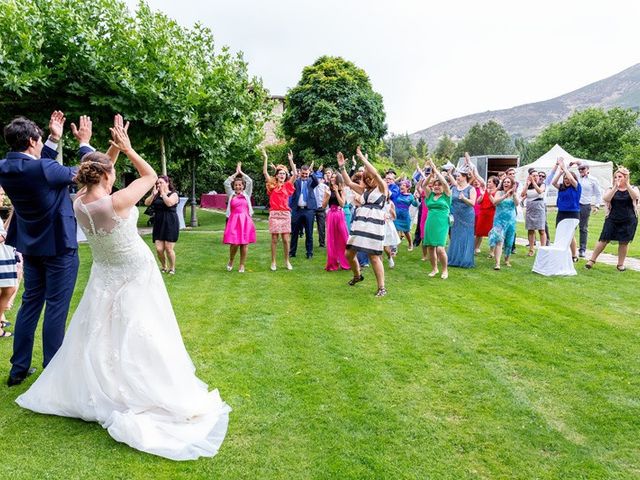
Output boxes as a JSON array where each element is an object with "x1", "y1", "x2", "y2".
[
  {"x1": 429, "y1": 159, "x2": 451, "y2": 196},
  {"x1": 337, "y1": 152, "x2": 363, "y2": 193},
  {"x1": 561, "y1": 161, "x2": 578, "y2": 188},
  {"x1": 262, "y1": 148, "x2": 271, "y2": 182},
  {"x1": 287, "y1": 150, "x2": 298, "y2": 183},
  {"x1": 110, "y1": 125, "x2": 158, "y2": 214},
  {"x1": 356, "y1": 146, "x2": 387, "y2": 195},
  {"x1": 551, "y1": 159, "x2": 564, "y2": 189}
]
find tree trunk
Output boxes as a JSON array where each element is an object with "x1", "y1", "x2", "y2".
[{"x1": 160, "y1": 135, "x2": 167, "y2": 175}]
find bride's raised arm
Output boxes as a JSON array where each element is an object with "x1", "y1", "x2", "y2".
[{"x1": 110, "y1": 125, "x2": 158, "y2": 216}]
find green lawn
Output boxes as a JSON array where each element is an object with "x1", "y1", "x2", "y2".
[{"x1": 0, "y1": 220, "x2": 638, "y2": 479}]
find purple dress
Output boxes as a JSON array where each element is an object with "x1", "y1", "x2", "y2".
[{"x1": 223, "y1": 195, "x2": 256, "y2": 245}]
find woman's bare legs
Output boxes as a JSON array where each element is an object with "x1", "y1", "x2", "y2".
[
  {"x1": 369, "y1": 254, "x2": 385, "y2": 289},
  {"x1": 154, "y1": 240, "x2": 166, "y2": 270},
  {"x1": 436, "y1": 246, "x2": 448, "y2": 279},
  {"x1": 427, "y1": 246, "x2": 438, "y2": 276},
  {"x1": 164, "y1": 241, "x2": 176, "y2": 271}
]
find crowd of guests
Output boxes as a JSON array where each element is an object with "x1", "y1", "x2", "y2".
[{"x1": 217, "y1": 147, "x2": 639, "y2": 297}]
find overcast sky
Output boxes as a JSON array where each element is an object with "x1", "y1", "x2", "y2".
[{"x1": 124, "y1": 0, "x2": 640, "y2": 135}]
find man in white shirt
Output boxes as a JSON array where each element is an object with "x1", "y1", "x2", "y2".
[{"x1": 575, "y1": 162, "x2": 603, "y2": 257}]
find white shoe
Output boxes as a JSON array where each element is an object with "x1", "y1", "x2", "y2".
[
  {"x1": 270, "y1": 263, "x2": 277, "y2": 271},
  {"x1": 286, "y1": 262, "x2": 293, "y2": 270},
  {"x1": 388, "y1": 257, "x2": 395, "y2": 268},
  {"x1": 226, "y1": 263, "x2": 233, "y2": 272},
  {"x1": 238, "y1": 266, "x2": 245, "y2": 273}
]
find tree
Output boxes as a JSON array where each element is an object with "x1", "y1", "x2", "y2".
[
  {"x1": 415, "y1": 138, "x2": 428, "y2": 159},
  {"x1": 528, "y1": 108, "x2": 640, "y2": 166},
  {"x1": 0, "y1": 0, "x2": 271, "y2": 196},
  {"x1": 434, "y1": 134, "x2": 457, "y2": 162},
  {"x1": 456, "y1": 120, "x2": 513, "y2": 157},
  {"x1": 384, "y1": 133, "x2": 416, "y2": 166},
  {"x1": 281, "y1": 56, "x2": 386, "y2": 163}
]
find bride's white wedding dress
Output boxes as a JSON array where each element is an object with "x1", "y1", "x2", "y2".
[{"x1": 16, "y1": 195, "x2": 230, "y2": 461}]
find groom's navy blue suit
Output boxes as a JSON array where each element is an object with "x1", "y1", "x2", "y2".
[{"x1": 0, "y1": 144, "x2": 92, "y2": 379}]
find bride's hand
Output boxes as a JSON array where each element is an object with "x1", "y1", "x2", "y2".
[{"x1": 109, "y1": 125, "x2": 133, "y2": 154}]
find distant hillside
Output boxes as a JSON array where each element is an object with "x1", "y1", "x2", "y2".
[{"x1": 410, "y1": 63, "x2": 640, "y2": 148}]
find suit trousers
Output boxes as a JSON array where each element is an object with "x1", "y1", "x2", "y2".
[
  {"x1": 290, "y1": 208, "x2": 315, "y2": 257},
  {"x1": 314, "y1": 208, "x2": 326, "y2": 247},
  {"x1": 10, "y1": 249, "x2": 79, "y2": 378},
  {"x1": 579, "y1": 204, "x2": 591, "y2": 253}
]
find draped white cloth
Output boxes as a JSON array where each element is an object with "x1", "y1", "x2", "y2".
[{"x1": 16, "y1": 195, "x2": 230, "y2": 460}]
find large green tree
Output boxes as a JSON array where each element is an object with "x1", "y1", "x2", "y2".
[
  {"x1": 384, "y1": 133, "x2": 416, "y2": 167},
  {"x1": 528, "y1": 107, "x2": 640, "y2": 165},
  {"x1": 455, "y1": 120, "x2": 514, "y2": 157},
  {"x1": 0, "y1": 0, "x2": 270, "y2": 195},
  {"x1": 434, "y1": 133, "x2": 457, "y2": 162},
  {"x1": 281, "y1": 56, "x2": 386, "y2": 163}
]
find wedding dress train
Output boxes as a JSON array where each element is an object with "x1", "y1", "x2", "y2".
[{"x1": 16, "y1": 195, "x2": 230, "y2": 460}]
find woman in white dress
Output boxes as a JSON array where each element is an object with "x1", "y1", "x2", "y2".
[{"x1": 16, "y1": 116, "x2": 230, "y2": 461}]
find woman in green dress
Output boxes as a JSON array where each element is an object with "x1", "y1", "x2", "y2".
[{"x1": 422, "y1": 160, "x2": 452, "y2": 279}]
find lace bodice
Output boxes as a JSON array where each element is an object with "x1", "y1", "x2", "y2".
[{"x1": 74, "y1": 196, "x2": 151, "y2": 267}]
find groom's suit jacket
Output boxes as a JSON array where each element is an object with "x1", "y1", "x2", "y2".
[{"x1": 0, "y1": 145, "x2": 92, "y2": 256}]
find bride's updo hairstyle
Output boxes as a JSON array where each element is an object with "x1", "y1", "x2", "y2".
[{"x1": 75, "y1": 152, "x2": 113, "y2": 186}]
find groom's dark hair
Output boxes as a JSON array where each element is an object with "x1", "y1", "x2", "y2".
[{"x1": 4, "y1": 117, "x2": 44, "y2": 152}]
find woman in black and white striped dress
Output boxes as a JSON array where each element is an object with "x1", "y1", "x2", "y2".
[
  {"x1": 338, "y1": 147, "x2": 389, "y2": 297},
  {"x1": 0, "y1": 190, "x2": 18, "y2": 338}
]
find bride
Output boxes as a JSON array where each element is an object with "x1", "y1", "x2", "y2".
[{"x1": 16, "y1": 116, "x2": 230, "y2": 461}]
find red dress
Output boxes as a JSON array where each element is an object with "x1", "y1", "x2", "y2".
[{"x1": 475, "y1": 191, "x2": 496, "y2": 237}]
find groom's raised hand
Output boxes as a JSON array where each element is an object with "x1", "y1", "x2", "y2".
[
  {"x1": 70, "y1": 115, "x2": 93, "y2": 144},
  {"x1": 48, "y1": 111, "x2": 66, "y2": 142}
]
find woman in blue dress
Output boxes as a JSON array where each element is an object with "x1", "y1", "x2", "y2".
[
  {"x1": 488, "y1": 177, "x2": 517, "y2": 270},
  {"x1": 447, "y1": 171, "x2": 476, "y2": 268},
  {"x1": 393, "y1": 180, "x2": 419, "y2": 251}
]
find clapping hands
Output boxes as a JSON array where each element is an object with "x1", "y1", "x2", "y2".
[{"x1": 109, "y1": 123, "x2": 132, "y2": 154}]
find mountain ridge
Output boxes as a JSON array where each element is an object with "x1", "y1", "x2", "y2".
[{"x1": 409, "y1": 63, "x2": 640, "y2": 148}]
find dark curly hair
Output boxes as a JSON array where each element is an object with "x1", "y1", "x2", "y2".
[{"x1": 74, "y1": 152, "x2": 113, "y2": 185}]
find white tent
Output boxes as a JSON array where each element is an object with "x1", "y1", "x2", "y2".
[{"x1": 515, "y1": 144, "x2": 613, "y2": 207}]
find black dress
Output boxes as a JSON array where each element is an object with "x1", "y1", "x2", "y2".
[
  {"x1": 152, "y1": 193, "x2": 180, "y2": 243},
  {"x1": 599, "y1": 189, "x2": 638, "y2": 243}
]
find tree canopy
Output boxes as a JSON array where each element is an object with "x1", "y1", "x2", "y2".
[
  {"x1": 455, "y1": 120, "x2": 514, "y2": 157},
  {"x1": 0, "y1": 0, "x2": 271, "y2": 194},
  {"x1": 527, "y1": 108, "x2": 640, "y2": 165},
  {"x1": 281, "y1": 56, "x2": 386, "y2": 164}
]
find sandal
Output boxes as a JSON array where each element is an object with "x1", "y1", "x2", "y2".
[
  {"x1": 527, "y1": 249, "x2": 534, "y2": 257},
  {"x1": 348, "y1": 274, "x2": 364, "y2": 286},
  {"x1": 617, "y1": 265, "x2": 626, "y2": 272},
  {"x1": 168, "y1": 269, "x2": 175, "y2": 275},
  {"x1": 585, "y1": 259, "x2": 595, "y2": 269},
  {"x1": 375, "y1": 287, "x2": 387, "y2": 297},
  {"x1": 572, "y1": 256, "x2": 579, "y2": 263},
  {"x1": 161, "y1": 267, "x2": 168, "y2": 273},
  {"x1": 440, "y1": 271, "x2": 448, "y2": 279},
  {"x1": 0, "y1": 331, "x2": 12, "y2": 338},
  {"x1": 1, "y1": 321, "x2": 11, "y2": 328},
  {"x1": 493, "y1": 265, "x2": 501, "y2": 271},
  {"x1": 428, "y1": 270, "x2": 439, "y2": 277}
]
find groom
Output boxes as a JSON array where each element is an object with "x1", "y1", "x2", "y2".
[{"x1": 1, "y1": 112, "x2": 93, "y2": 386}]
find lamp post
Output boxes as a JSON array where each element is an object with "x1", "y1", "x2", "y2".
[{"x1": 189, "y1": 158, "x2": 198, "y2": 227}]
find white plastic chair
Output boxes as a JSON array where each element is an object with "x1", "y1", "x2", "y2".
[{"x1": 532, "y1": 218, "x2": 579, "y2": 276}]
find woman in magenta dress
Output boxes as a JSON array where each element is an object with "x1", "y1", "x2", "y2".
[
  {"x1": 322, "y1": 172, "x2": 350, "y2": 271},
  {"x1": 223, "y1": 162, "x2": 256, "y2": 273}
]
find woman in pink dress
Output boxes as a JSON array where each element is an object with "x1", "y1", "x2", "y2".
[
  {"x1": 223, "y1": 162, "x2": 256, "y2": 273},
  {"x1": 322, "y1": 172, "x2": 350, "y2": 271}
]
